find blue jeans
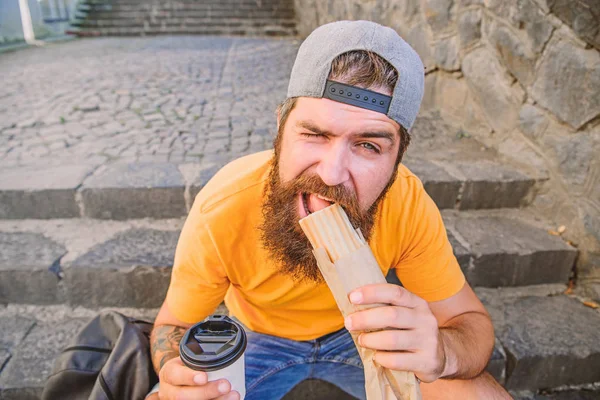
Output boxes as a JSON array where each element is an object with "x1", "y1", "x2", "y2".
[{"x1": 244, "y1": 327, "x2": 366, "y2": 400}]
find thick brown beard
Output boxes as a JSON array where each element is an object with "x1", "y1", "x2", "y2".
[{"x1": 259, "y1": 156, "x2": 398, "y2": 284}]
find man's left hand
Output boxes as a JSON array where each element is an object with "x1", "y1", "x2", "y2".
[{"x1": 344, "y1": 283, "x2": 446, "y2": 383}]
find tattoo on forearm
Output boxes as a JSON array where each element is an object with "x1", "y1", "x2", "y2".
[{"x1": 150, "y1": 325, "x2": 187, "y2": 375}]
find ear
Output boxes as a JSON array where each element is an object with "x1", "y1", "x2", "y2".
[{"x1": 276, "y1": 108, "x2": 281, "y2": 131}]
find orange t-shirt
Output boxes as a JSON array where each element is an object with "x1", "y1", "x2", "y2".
[{"x1": 165, "y1": 150, "x2": 465, "y2": 341}]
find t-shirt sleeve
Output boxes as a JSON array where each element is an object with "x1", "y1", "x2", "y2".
[
  {"x1": 394, "y1": 179, "x2": 465, "y2": 302},
  {"x1": 165, "y1": 204, "x2": 230, "y2": 324}
]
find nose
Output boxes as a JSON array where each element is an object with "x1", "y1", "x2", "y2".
[{"x1": 315, "y1": 142, "x2": 350, "y2": 187}]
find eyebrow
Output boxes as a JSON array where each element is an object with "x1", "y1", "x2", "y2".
[{"x1": 296, "y1": 120, "x2": 396, "y2": 145}]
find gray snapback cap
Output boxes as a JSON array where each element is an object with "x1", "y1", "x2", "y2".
[{"x1": 287, "y1": 20, "x2": 425, "y2": 130}]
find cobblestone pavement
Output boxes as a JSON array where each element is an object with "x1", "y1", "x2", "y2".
[{"x1": 0, "y1": 36, "x2": 300, "y2": 169}]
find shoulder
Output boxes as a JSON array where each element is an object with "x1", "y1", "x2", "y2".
[
  {"x1": 193, "y1": 150, "x2": 273, "y2": 214},
  {"x1": 384, "y1": 162, "x2": 427, "y2": 209},
  {"x1": 374, "y1": 162, "x2": 437, "y2": 249}
]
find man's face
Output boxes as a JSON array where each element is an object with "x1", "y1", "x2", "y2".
[
  {"x1": 277, "y1": 97, "x2": 401, "y2": 215},
  {"x1": 260, "y1": 96, "x2": 401, "y2": 282}
]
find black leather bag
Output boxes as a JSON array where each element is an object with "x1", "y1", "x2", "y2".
[{"x1": 42, "y1": 311, "x2": 158, "y2": 400}]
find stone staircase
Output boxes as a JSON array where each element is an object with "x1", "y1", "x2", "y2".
[
  {"x1": 1, "y1": 112, "x2": 599, "y2": 399},
  {"x1": 0, "y1": 33, "x2": 599, "y2": 398},
  {"x1": 67, "y1": 0, "x2": 297, "y2": 37}
]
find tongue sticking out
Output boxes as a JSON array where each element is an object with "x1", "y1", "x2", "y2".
[{"x1": 307, "y1": 193, "x2": 333, "y2": 213}]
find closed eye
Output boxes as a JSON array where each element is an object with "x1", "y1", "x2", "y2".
[{"x1": 301, "y1": 132, "x2": 327, "y2": 139}]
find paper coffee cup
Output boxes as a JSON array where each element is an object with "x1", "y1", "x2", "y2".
[{"x1": 180, "y1": 315, "x2": 247, "y2": 398}]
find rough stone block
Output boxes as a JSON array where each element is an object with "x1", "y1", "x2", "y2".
[
  {"x1": 449, "y1": 214, "x2": 577, "y2": 287},
  {"x1": 66, "y1": 228, "x2": 179, "y2": 307},
  {"x1": 0, "y1": 316, "x2": 36, "y2": 350},
  {"x1": 549, "y1": 0, "x2": 600, "y2": 51},
  {"x1": 405, "y1": 22, "x2": 436, "y2": 72},
  {"x1": 423, "y1": 0, "x2": 456, "y2": 34},
  {"x1": 0, "y1": 165, "x2": 94, "y2": 219},
  {"x1": 432, "y1": 35, "x2": 460, "y2": 71},
  {"x1": 542, "y1": 128, "x2": 596, "y2": 188},
  {"x1": 0, "y1": 387, "x2": 41, "y2": 400},
  {"x1": 81, "y1": 162, "x2": 186, "y2": 219},
  {"x1": 0, "y1": 318, "x2": 89, "y2": 399},
  {"x1": 458, "y1": 9, "x2": 482, "y2": 49},
  {"x1": 485, "y1": 295, "x2": 600, "y2": 391},
  {"x1": 531, "y1": 38, "x2": 600, "y2": 129},
  {"x1": 0, "y1": 232, "x2": 66, "y2": 304},
  {"x1": 446, "y1": 229, "x2": 471, "y2": 270},
  {"x1": 462, "y1": 46, "x2": 524, "y2": 133},
  {"x1": 485, "y1": 0, "x2": 553, "y2": 53},
  {"x1": 518, "y1": 104, "x2": 550, "y2": 140},
  {"x1": 532, "y1": 391, "x2": 600, "y2": 400},
  {"x1": 485, "y1": 338, "x2": 507, "y2": 385},
  {"x1": 0, "y1": 348, "x2": 9, "y2": 371},
  {"x1": 189, "y1": 163, "x2": 224, "y2": 203},
  {"x1": 451, "y1": 161, "x2": 536, "y2": 210},
  {"x1": 403, "y1": 159, "x2": 461, "y2": 209},
  {"x1": 484, "y1": 18, "x2": 538, "y2": 86}
]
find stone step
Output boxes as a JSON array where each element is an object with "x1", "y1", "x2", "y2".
[
  {"x1": 0, "y1": 209, "x2": 576, "y2": 308},
  {"x1": 0, "y1": 142, "x2": 543, "y2": 220},
  {"x1": 78, "y1": 2, "x2": 296, "y2": 11},
  {"x1": 477, "y1": 285, "x2": 600, "y2": 392},
  {"x1": 71, "y1": 0, "x2": 297, "y2": 38},
  {"x1": 1, "y1": 287, "x2": 599, "y2": 398},
  {"x1": 72, "y1": 18, "x2": 297, "y2": 29},
  {"x1": 512, "y1": 389, "x2": 600, "y2": 400},
  {"x1": 81, "y1": 0, "x2": 293, "y2": 5},
  {"x1": 441, "y1": 209, "x2": 577, "y2": 287},
  {"x1": 80, "y1": 0, "x2": 293, "y2": 4},
  {"x1": 67, "y1": 25, "x2": 297, "y2": 37},
  {"x1": 0, "y1": 303, "x2": 496, "y2": 399},
  {"x1": 79, "y1": 2, "x2": 296, "y2": 13},
  {"x1": 0, "y1": 304, "x2": 160, "y2": 400},
  {"x1": 81, "y1": 0, "x2": 294, "y2": 6},
  {"x1": 78, "y1": 9, "x2": 296, "y2": 19}
]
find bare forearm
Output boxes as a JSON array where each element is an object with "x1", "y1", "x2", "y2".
[
  {"x1": 439, "y1": 311, "x2": 495, "y2": 380},
  {"x1": 150, "y1": 324, "x2": 187, "y2": 376}
]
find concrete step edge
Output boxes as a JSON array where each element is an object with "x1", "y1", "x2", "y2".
[
  {"x1": 68, "y1": 27, "x2": 298, "y2": 37},
  {"x1": 80, "y1": 4, "x2": 297, "y2": 11},
  {"x1": 476, "y1": 285, "x2": 600, "y2": 392},
  {"x1": 73, "y1": 19, "x2": 298, "y2": 27},
  {"x1": 1, "y1": 286, "x2": 600, "y2": 396},
  {"x1": 76, "y1": 13, "x2": 297, "y2": 20},
  {"x1": 0, "y1": 154, "x2": 545, "y2": 221},
  {"x1": 0, "y1": 208, "x2": 577, "y2": 308}
]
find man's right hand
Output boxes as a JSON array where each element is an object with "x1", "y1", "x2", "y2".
[{"x1": 154, "y1": 357, "x2": 240, "y2": 400}]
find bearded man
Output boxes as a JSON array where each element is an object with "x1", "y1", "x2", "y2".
[{"x1": 148, "y1": 20, "x2": 511, "y2": 400}]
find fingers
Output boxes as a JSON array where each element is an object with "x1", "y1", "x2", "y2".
[
  {"x1": 345, "y1": 305, "x2": 420, "y2": 331},
  {"x1": 159, "y1": 357, "x2": 208, "y2": 386},
  {"x1": 374, "y1": 351, "x2": 442, "y2": 383},
  {"x1": 160, "y1": 378, "x2": 234, "y2": 400},
  {"x1": 358, "y1": 329, "x2": 420, "y2": 351},
  {"x1": 349, "y1": 284, "x2": 426, "y2": 309},
  {"x1": 215, "y1": 391, "x2": 241, "y2": 400}
]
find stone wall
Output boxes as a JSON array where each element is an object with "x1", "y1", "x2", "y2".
[{"x1": 294, "y1": 0, "x2": 600, "y2": 299}]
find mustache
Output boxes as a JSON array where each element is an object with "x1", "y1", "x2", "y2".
[{"x1": 279, "y1": 174, "x2": 359, "y2": 213}]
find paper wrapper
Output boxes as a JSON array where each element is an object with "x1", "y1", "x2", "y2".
[
  {"x1": 312, "y1": 246, "x2": 422, "y2": 400},
  {"x1": 299, "y1": 204, "x2": 421, "y2": 400}
]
